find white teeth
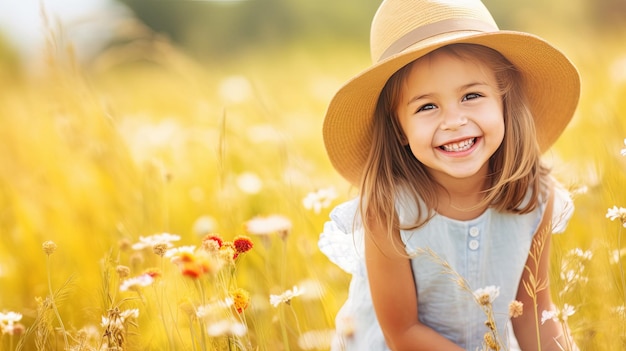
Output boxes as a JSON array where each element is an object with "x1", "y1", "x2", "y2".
[{"x1": 441, "y1": 138, "x2": 475, "y2": 152}]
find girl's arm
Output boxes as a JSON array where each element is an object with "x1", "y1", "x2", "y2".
[
  {"x1": 364, "y1": 218, "x2": 464, "y2": 351},
  {"x1": 512, "y1": 216, "x2": 578, "y2": 351}
]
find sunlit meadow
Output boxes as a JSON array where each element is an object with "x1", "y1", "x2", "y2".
[{"x1": 1, "y1": 9, "x2": 626, "y2": 351}]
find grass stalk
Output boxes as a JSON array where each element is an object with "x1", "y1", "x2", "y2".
[
  {"x1": 46, "y1": 255, "x2": 69, "y2": 350},
  {"x1": 617, "y1": 226, "x2": 626, "y2": 337},
  {"x1": 279, "y1": 306, "x2": 291, "y2": 351},
  {"x1": 617, "y1": 227, "x2": 626, "y2": 306},
  {"x1": 532, "y1": 294, "x2": 541, "y2": 351},
  {"x1": 195, "y1": 279, "x2": 208, "y2": 351}
]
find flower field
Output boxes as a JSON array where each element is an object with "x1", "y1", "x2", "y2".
[{"x1": 0, "y1": 10, "x2": 626, "y2": 351}]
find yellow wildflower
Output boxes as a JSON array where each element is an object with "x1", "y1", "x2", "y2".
[{"x1": 230, "y1": 288, "x2": 250, "y2": 313}]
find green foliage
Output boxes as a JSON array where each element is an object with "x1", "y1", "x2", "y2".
[
  {"x1": 113, "y1": 0, "x2": 626, "y2": 62},
  {"x1": 117, "y1": 0, "x2": 378, "y2": 60}
]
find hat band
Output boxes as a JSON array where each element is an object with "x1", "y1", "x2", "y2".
[{"x1": 378, "y1": 18, "x2": 499, "y2": 62}]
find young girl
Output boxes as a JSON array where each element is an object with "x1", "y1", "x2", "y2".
[{"x1": 319, "y1": 0, "x2": 580, "y2": 350}]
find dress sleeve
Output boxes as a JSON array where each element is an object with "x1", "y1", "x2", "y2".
[
  {"x1": 318, "y1": 198, "x2": 364, "y2": 276},
  {"x1": 551, "y1": 182, "x2": 574, "y2": 234}
]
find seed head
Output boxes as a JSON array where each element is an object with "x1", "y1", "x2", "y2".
[
  {"x1": 478, "y1": 294, "x2": 491, "y2": 306},
  {"x1": 484, "y1": 320, "x2": 496, "y2": 331},
  {"x1": 483, "y1": 332, "x2": 500, "y2": 350},
  {"x1": 118, "y1": 238, "x2": 132, "y2": 251},
  {"x1": 509, "y1": 300, "x2": 524, "y2": 318},
  {"x1": 42, "y1": 241, "x2": 57, "y2": 255},
  {"x1": 129, "y1": 252, "x2": 144, "y2": 268},
  {"x1": 116, "y1": 265, "x2": 131, "y2": 279},
  {"x1": 152, "y1": 242, "x2": 169, "y2": 257},
  {"x1": 473, "y1": 286, "x2": 500, "y2": 306}
]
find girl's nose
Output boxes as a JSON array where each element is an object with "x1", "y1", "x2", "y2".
[{"x1": 439, "y1": 109, "x2": 468, "y2": 130}]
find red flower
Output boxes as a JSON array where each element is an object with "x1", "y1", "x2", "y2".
[
  {"x1": 233, "y1": 236, "x2": 253, "y2": 254},
  {"x1": 202, "y1": 234, "x2": 223, "y2": 248}
]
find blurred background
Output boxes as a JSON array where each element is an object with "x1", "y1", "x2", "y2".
[
  {"x1": 1, "y1": 0, "x2": 625, "y2": 65},
  {"x1": 0, "y1": 0, "x2": 625, "y2": 350}
]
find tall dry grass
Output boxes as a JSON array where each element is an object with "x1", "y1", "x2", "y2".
[{"x1": 0, "y1": 15, "x2": 625, "y2": 351}]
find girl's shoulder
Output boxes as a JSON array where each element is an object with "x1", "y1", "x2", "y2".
[
  {"x1": 393, "y1": 179, "x2": 574, "y2": 233},
  {"x1": 318, "y1": 181, "x2": 574, "y2": 275}
]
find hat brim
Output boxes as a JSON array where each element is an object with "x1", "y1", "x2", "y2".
[{"x1": 323, "y1": 30, "x2": 580, "y2": 186}]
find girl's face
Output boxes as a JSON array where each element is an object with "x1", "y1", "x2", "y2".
[{"x1": 396, "y1": 50, "x2": 505, "y2": 184}]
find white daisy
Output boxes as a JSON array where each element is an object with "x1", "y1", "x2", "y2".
[
  {"x1": 473, "y1": 285, "x2": 500, "y2": 305},
  {"x1": 132, "y1": 232, "x2": 181, "y2": 250},
  {"x1": 120, "y1": 274, "x2": 154, "y2": 292},
  {"x1": 270, "y1": 286, "x2": 303, "y2": 307},
  {"x1": 302, "y1": 187, "x2": 338, "y2": 214},
  {"x1": 606, "y1": 206, "x2": 626, "y2": 227},
  {"x1": 245, "y1": 215, "x2": 292, "y2": 236},
  {"x1": 206, "y1": 319, "x2": 247, "y2": 337}
]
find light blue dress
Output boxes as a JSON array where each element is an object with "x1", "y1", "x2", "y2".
[{"x1": 319, "y1": 185, "x2": 573, "y2": 351}]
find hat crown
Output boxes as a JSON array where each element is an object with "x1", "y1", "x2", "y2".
[
  {"x1": 370, "y1": 0, "x2": 499, "y2": 62},
  {"x1": 324, "y1": 0, "x2": 579, "y2": 187}
]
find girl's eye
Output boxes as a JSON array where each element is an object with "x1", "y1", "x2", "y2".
[
  {"x1": 417, "y1": 103, "x2": 436, "y2": 113},
  {"x1": 462, "y1": 93, "x2": 483, "y2": 101}
]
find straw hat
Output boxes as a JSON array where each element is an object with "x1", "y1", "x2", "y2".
[{"x1": 323, "y1": 0, "x2": 580, "y2": 186}]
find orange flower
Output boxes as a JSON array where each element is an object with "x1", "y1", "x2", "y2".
[
  {"x1": 143, "y1": 268, "x2": 162, "y2": 280},
  {"x1": 196, "y1": 252, "x2": 218, "y2": 275},
  {"x1": 230, "y1": 288, "x2": 250, "y2": 313},
  {"x1": 172, "y1": 250, "x2": 220, "y2": 279},
  {"x1": 177, "y1": 251, "x2": 196, "y2": 263},
  {"x1": 181, "y1": 262, "x2": 203, "y2": 279}
]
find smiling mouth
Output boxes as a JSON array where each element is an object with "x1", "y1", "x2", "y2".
[{"x1": 439, "y1": 138, "x2": 476, "y2": 152}]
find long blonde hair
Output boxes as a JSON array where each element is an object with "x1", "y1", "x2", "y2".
[{"x1": 360, "y1": 43, "x2": 549, "y2": 240}]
